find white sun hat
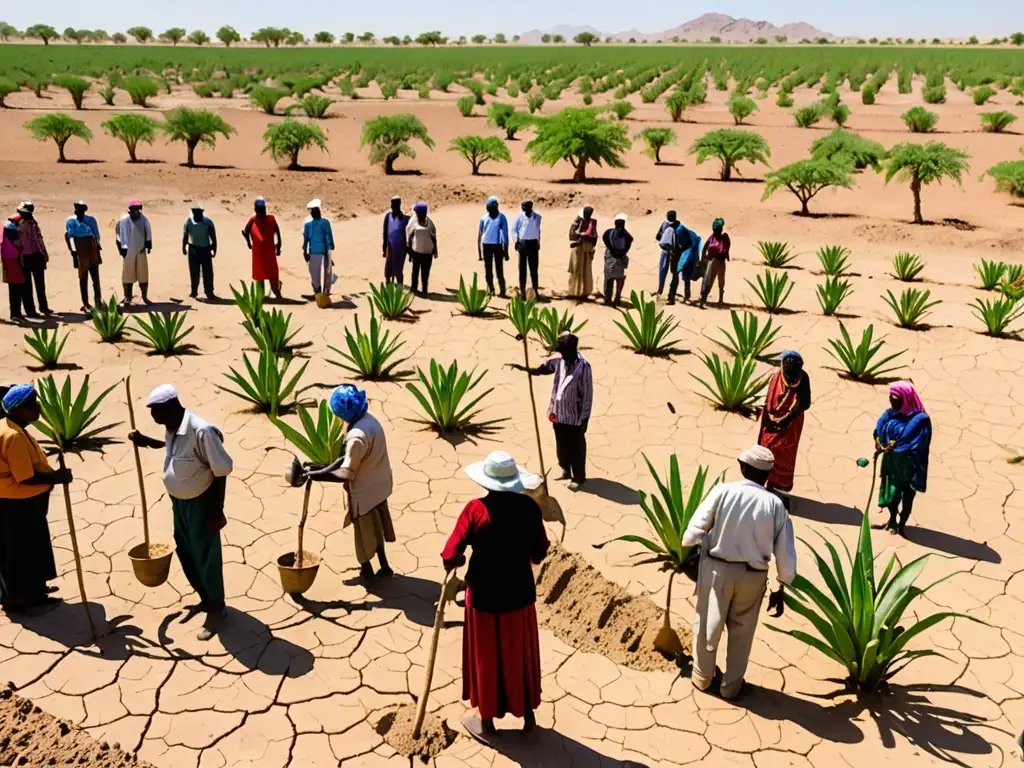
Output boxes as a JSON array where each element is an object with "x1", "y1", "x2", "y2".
[
  {"x1": 465, "y1": 451, "x2": 536, "y2": 494},
  {"x1": 307, "y1": 199, "x2": 322, "y2": 209}
]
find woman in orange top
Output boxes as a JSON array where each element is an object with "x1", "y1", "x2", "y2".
[
  {"x1": 0, "y1": 385, "x2": 73, "y2": 612},
  {"x1": 242, "y1": 198, "x2": 283, "y2": 299}
]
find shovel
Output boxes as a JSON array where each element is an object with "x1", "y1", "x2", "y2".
[{"x1": 412, "y1": 568, "x2": 464, "y2": 739}]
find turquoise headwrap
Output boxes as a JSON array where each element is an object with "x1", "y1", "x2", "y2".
[
  {"x1": 329, "y1": 384, "x2": 368, "y2": 423},
  {"x1": 2, "y1": 384, "x2": 35, "y2": 412}
]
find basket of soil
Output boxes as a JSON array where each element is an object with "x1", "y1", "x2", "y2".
[
  {"x1": 128, "y1": 542, "x2": 174, "y2": 587},
  {"x1": 275, "y1": 478, "x2": 321, "y2": 595}
]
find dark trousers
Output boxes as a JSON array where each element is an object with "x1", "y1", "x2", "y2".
[
  {"x1": 517, "y1": 240, "x2": 540, "y2": 295},
  {"x1": 482, "y1": 243, "x2": 506, "y2": 295},
  {"x1": 604, "y1": 277, "x2": 625, "y2": 306},
  {"x1": 886, "y1": 484, "x2": 916, "y2": 527},
  {"x1": 7, "y1": 283, "x2": 35, "y2": 318},
  {"x1": 188, "y1": 246, "x2": 215, "y2": 297},
  {"x1": 22, "y1": 253, "x2": 49, "y2": 313},
  {"x1": 667, "y1": 270, "x2": 692, "y2": 303},
  {"x1": 79, "y1": 265, "x2": 101, "y2": 307},
  {"x1": 410, "y1": 251, "x2": 433, "y2": 294},
  {"x1": 553, "y1": 423, "x2": 587, "y2": 480}
]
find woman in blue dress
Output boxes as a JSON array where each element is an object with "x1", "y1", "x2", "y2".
[{"x1": 874, "y1": 382, "x2": 931, "y2": 537}]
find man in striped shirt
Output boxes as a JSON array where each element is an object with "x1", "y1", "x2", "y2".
[{"x1": 508, "y1": 333, "x2": 593, "y2": 486}]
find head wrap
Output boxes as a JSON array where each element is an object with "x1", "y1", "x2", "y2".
[
  {"x1": 391, "y1": 195, "x2": 401, "y2": 202},
  {"x1": 146, "y1": 384, "x2": 179, "y2": 407},
  {"x1": 667, "y1": 210, "x2": 677, "y2": 222},
  {"x1": 128, "y1": 200, "x2": 142, "y2": 210},
  {"x1": 739, "y1": 445, "x2": 775, "y2": 471},
  {"x1": 614, "y1": 213, "x2": 628, "y2": 223},
  {"x1": 555, "y1": 333, "x2": 579, "y2": 354},
  {"x1": 307, "y1": 199, "x2": 322, "y2": 210},
  {"x1": 2, "y1": 384, "x2": 35, "y2": 412},
  {"x1": 74, "y1": 200, "x2": 88, "y2": 210},
  {"x1": 889, "y1": 382, "x2": 925, "y2": 415},
  {"x1": 413, "y1": 202, "x2": 428, "y2": 214},
  {"x1": 781, "y1": 350, "x2": 803, "y2": 365},
  {"x1": 712, "y1": 217, "x2": 725, "y2": 230},
  {"x1": 581, "y1": 206, "x2": 594, "y2": 219},
  {"x1": 329, "y1": 384, "x2": 368, "y2": 423},
  {"x1": 486, "y1": 196, "x2": 499, "y2": 206},
  {"x1": 191, "y1": 202, "x2": 204, "y2": 211},
  {"x1": 254, "y1": 197, "x2": 267, "y2": 208},
  {"x1": 17, "y1": 202, "x2": 33, "y2": 214}
]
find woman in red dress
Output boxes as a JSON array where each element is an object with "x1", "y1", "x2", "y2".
[
  {"x1": 757, "y1": 350, "x2": 811, "y2": 493},
  {"x1": 442, "y1": 451, "x2": 550, "y2": 743},
  {"x1": 241, "y1": 197, "x2": 283, "y2": 298}
]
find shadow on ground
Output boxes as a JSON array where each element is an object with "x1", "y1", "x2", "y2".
[{"x1": 487, "y1": 725, "x2": 651, "y2": 767}]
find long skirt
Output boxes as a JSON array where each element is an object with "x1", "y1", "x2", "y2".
[
  {"x1": 0, "y1": 493, "x2": 57, "y2": 605},
  {"x1": 758, "y1": 412, "x2": 804, "y2": 492},
  {"x1": 171, "y1": 480, "x2": 225, "y2": 611},
  {"x1": 346, "y1": 500, "x2": 397, "y2": 564},
  {"x1": 462, "y1": 590, "x2": 542, "y2": 720},
  {"x1": 567, "y1": 240, "x2": 595, "y2": 298},
  {"x1": 72, "y1": 236, "x2": 102, "y2": 277}
]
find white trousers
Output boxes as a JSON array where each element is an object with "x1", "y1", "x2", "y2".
[{"x1": 308, "y1": 252, "x2": 332, "y2": 294}]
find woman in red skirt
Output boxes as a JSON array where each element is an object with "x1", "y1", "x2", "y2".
[
  {"x1": 442, "y1": 451, "x2": 550, "y2": 743},
  {"x1": 757, "y1": 350, "x2": 811, "y2": 494}
]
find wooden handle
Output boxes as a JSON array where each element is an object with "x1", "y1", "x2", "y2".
[
  {"x1": 59, "y1": 453, "x2": 98, "y2": 641},
  {"x1": 125, "y1": 377, "x2": 150, "y2": 551},
  {"x1": 413, "y1": 569, "x2": 454, "y2": 740}
]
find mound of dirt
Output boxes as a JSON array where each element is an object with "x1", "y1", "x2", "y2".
[
  {"x1": 376, "y1": 705, "x2": 456, "y2": 762},
  {"x1": 0, "y1": 684, "x2": 153, "y2": 767},
  {"x1": 535, "y1": 545, "x2": 688, "y2": 672}
]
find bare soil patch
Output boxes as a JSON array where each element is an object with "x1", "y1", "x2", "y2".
[{"x1": 376, "y1": 705, "x2": 456, "y2": 762}]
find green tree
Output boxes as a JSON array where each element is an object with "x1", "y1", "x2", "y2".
[
  {"x1": 666, "y1": 90, "x2": 690, "y2": 122},
  {"x1": 123, "y1": 76, "x2": 160, "y2": 107},
  {"x1": 575, "y1": 32, "x2": 598, "y2": 46},
  {"x1": 188, "y1": 30, "x2": 209, "y2": 45},
  {"x1": 448, "y1": 135, "x2": 511, "y2": 175},
  {"x1": 416, "y1": 30, "x2": 445, "y2": 45},
  {"x1": 160, "y1": 27, "x2": 186, "y2": 45},
  {"x1": 25, "y1": 23, "x2": 58, "y2": 44},
  {"x1": 358, "y1": 32, "x2": 375, "y2": 43},
  {"x1": 0, "y1": 77, "x2": 18, "y2": 107},
  {"x1": 809, "y1": 129, "x2": 887, "y2": 172},
  {"x1": 553, "y1": 34, "x2": 565, "y2": 43},
  {"x1": 0, "y1": 22, "x2": 19, "y2": 41},
  {"x1": 314, "y1": 31, "x2": 335, "y2": 44},
  {"x1": 980, "y1": 156, "x2": 1024, "y2": 199},
  {"x1": 126, "y1": 26, "x2": 153, "y2": 43},
  {"x1": 252, "y1": 27, "x2": 287, "y2": 47},
  {"x1": 216, "y1": 26, "x2": 240, "y2": 46},
  {"x1": 63, "y1": 27, "x2": 83, "y2": 44},
  {"x1": 343, "y1": 32, "x2": 355, "y2": 43},
  {"x1": 26, "y1": 113, "x2": 92, "y2": 162},
  {"x1": 1011, "y1": 32, "x2": 1024, "y2": 45},
  {"x1": 541, "y1": 34, "x2": 552, "y2": 43},
  {"x1": 635, "y1": 127, "x2": 677, "y2": 163},
  {"x1": 762, "y1": 158, "x2": 856, "y2": 215},
  {"x1": 526, "y1": 107, "x2": 631, "y2": 182},
  {"x1": 112, "y1": 32, "x2": 127, "y2": 44},
  {"x1": 54, "y1": 75, "x2": 91, "y2": 109},
  {"x1": 101, "y1": 113, "x2": 161, "y2": 162},
  {"x1": 263, "y1": 119, "x2": 328, "y2": 170},
  {"x1": 689, "y1": 129, "x2": 771, "y2": 181},
  {"x1": 494, "y1": 33, "x2": 507, "y2": 44},
  {"x1": 162, "y1": 107, "x2": 235, "y2": 167},
  {"x1": 728, "y1": 94, "x2": 759, "y2": 125},
  {"x1": 885, "y1": 141, "x2": 971, "y2": 224},
  {"x1": 285, "y1": 31, "x2": 305, "y2": 45},
  {"x1": 471, "y1": 34, "x2": 487, "y2": 44},
  {"x1": 360, "y1": 113, "x2": 435, "y2": 174}
]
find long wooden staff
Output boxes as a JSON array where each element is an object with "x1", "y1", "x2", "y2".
[
  {"x1": 124, "y1": 377, "x2": 150, "y2": 553},
  {"x1": 412, "y1": 568, "x2": 462, "y2": 739},
  {"x1": 57, "y1": 453, "x2": 98, "y2": 641},
  {"x1": 520, "y1": 334, "x2": 549, "y2": 494},
  {"x1": 295, "y1": 479, "x2": 312, "y2": 567}
]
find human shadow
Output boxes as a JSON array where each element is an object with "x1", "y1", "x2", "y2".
[
  {"x1": 27, "y1": 362, "x2": 82, "y2": 372},
  {"x1": 570, "y1": 478, "x2": 640, "y2": 506},
  {"x1": 738, "y1": 682, "x2": 864, "y2": 744},
  {"x1": 487, "y1": 725, "x2": 651, "y2": 766},
  {"x1": 304, "y1": 572, "x2": 445, "y2": 628},
  {"x1": 7, "y1": 601, "x2": 147, "y2": 662},
  {"x1": 121, "y1": 301, "x2": 189, "y2": 314},
  {"x1": 790, "y1": 496, "x2": 862, "y2": 526},
  {"x1": 265, "y1": 296, "x2": 308, "y2": 307}
]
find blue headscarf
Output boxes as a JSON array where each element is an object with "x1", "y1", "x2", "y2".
[
  {"x1": 329, "y1": 385, "x2": 368, "y2": 423},
  {"x1": 2, "y1": 384, "x2": 35, "y2": 412},
  {"x1": 781, "y1": 350, "x2": 803, "y2": 365}
]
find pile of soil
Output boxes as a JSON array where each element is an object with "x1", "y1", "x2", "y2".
[
  {"x1": 0, "y1": 684, "x2": 153, "y2": 767},
  {"x1": 535, "y1": 545, "x2": 688, "y2": 672},
  {"x1": 376, "y1": 705, "x2": 456, "y2": 762}
]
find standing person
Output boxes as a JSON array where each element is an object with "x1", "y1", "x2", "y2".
[
  {"x1": 441, "y1": 451, "x2": 550, "y2": 743},
  {"x1": 567, "y1": 206, "x2": 598, "y2": 300},
  {"x1": 242, "y1": 197, "x2": 283, "y2": 299},
  {"x1": 305, "y1": 385, "x2": 396, "y2": 581},
  {"x1": 0, "y1": 385, "x2": 70, "y2": 613},
  {"x1": 512, "y1": 200, "x2": 542, "y2": 300},
  {"x1": 129, "y1": 385, "x2": 233, "y2": 640},
  {"x1": 698, "y1": 217, "x2": 731, "y2": 309},
  {"x1": 405, "y1": 202, "x2": 437, "y2": 296},
  {"x1": 477, "y1": 197, "x2": 509, "y2": 298},
  {"x1": 182, "y1": 203, "x2": 218, "y2": 302},
  {"x1": 116, "y1": 200, "x2": 153, "y2": 307},
  {"x1": 602, "y1": 214, "x2": 633, "y2": 307},
  {"x1": 684, "y1": 446, "x2": 796, "y2": 700},
  {"x1": 64, "y1": 201, "x2": 103, "y2": 312},
  {"x1": 302, "y1": 199, "x2": 334, "y2": 299},
  {"x1": 757, "y1": 351, "x2": 811, "y2": 495},
  {"x1": 874, "y1": 382, "x2": 931, "y2": 537},
  {"x1": 506, "y1": 333, "x2": 593, "y2": 486},
  {"x1": 2, "y1": 219, "x2": 36, "y2": 320},
  {"x1": 666, "y1": 220, "x2": 702, "y2": 306},
  {"x1": 655, "y1": 210, "x2": 678, "y2": 296},
  {"x1": 382, "y1": 196, "x2": 409, "y2": 285},
  {"x1": 12, "y1": 203, "x2": 51, "y2": 316}
]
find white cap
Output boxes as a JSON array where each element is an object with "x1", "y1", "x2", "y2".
[
  {"x1": 190, "y1": 202, "x2": 204, "y2": 210},
  {"x1": 146, "y1": 384, "x2": 179, "y2": 406},
  {"x1": 614, "y1": 213, "x2": 628, "y2": 222},
  {"x1": 738, "y1": 445, "x2": 775, "y2": 471},
  {"x1": 307, "y1": 199, "x2": 322, "y2": 209}
]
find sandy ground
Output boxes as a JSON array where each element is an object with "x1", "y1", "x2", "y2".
[{"x1": 0, "y1": 77, "x2": 1022, "y2": 767}]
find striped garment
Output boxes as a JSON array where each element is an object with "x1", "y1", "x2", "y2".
[{"x1": 541, "y1": 356, "x2": 593, "y2": 426}]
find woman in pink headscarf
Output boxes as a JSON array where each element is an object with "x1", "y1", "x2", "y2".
[{"x1": 873, "y1": 382, "x2": 931, "y2": 537}]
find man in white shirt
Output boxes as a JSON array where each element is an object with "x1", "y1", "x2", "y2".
[
  {"x1": 683, "y1": 445, "x2": 797, "y2": 700},
  {"x1": 129, "y1": 384, "x2": 233, "y2": 640},
  {"x1": 512, "y1": 200, "x2": 542, "y2": 299},
  {"x1": 115, "y1": 200, "x2": 153, "y2": 307}
]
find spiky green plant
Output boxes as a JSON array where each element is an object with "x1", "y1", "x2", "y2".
[
  {"x1": 24, "y1": 327, "x2": 70, "y2": 368},
  {"x1": 691, "y1": 352, "x2": 771, "y2": 411},
  {"x1": 816, "y1": 277, "x2": 854, "y2": 316},
  {"x1": 971, "y1": 296, "x2": 1024, "y2": 336},
  {"x1": 328, "y1": 307, "x2": 410, "y2": 380},
  {"x1": 90, "y1": 296, "x2": 128, "y2": 342},
  {"x1": 249, "y1": 85, "x2": 291, "y2": 115},
  {"x1": 243, "y1": 308, "x2": 301, "y2": 356},
  {"x1": 231, "y1": 281, "x2": 266, "y2": 324},
  {"x1": 406, "y1": 359, "x2": 495, "y2": 432},
  {"x1": 974, "y1": 258, "x2": 1006, "y2": 290},
  {"x1": 218, "y1": 348, "x2": 310, "y2": 415},
  {"x1": 271, "y1": 400, "x2": 345, "y2": 465},
  {"x1": 757, "y1": 241, "x2": 797, "y2": 268},
  {"x1": 817, "y1": 245, "x2": 851, "y2": 276},
  {"x1": 891, "y1": 252, "x2": 925, "y2": 282},
  {"x1": 456, "y1": 95, "x2": 475, "y2": 117},
  {"x1": 883, "y1": 288, "x2": 941, "y2": 329},
  {"x1": 716, "y1": 310, "x2": 782, "y2": 361},
  {"x1": 533, "y1": 307, "x2": 587, "y2": 352},
  {"x1": 824, "y1": 322, "x2": 907, "y2": 381},
  {"x1": 980, "y1": 112, "x2": 1018, "y2": 134},
  {"x1": 1003, "y1": 263, "x2": 1023, "y2": 289},
  {"x1": 506, "y1": 295, "x2": 538, "y2": 340},
  {"x1": 793, "y1": 103, "x2": 824, "y2": 128},
  {"x1": 746, "y1": 270, "x2": 794, "y2": 314},
  {"x1": 615, "y1": 290, "x2": 681, "y2": 356},
  {"x1": 456, "y1": 273, "x2": 491, "y2": 316},
  {"x1": 33, "y1": 374, "x2": 119, "y2": 450},
  {"x1": 369, "y1": 281, "x2": 414, "y2": 320},
  {"x1": 901, "y1": 106, "x2": 938, "y2": 133},
  {"x1": 132, "y1": 311, "x2": 195, "y2": 355},
  {"x1": 288, "y1": 93, "x2": 336, "y2": 118}
]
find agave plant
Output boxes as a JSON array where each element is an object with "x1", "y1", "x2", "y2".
[
  {"x1": 825, "y1": 322, "x2": 907, "y2": 381},
  {"x1": 406, "y1": 359, "x2": 496, "y2": 433},
  {"x1": 456, "y1": 273, "x2": 491, "y2": 316},
  {"x1": 971, "y1": 296, "x2": 1024, "y2": 337},
  {"x1": 231, "y1": 280, "x2": 266, "y2": 325},
  {"x1": 33, "y1": 374, "x2": 118, "y2": 450},
  {"x1": 506, "y1": 295, "x2": 538, "y2": 340},
  {"x1": 891, "y1": 252, "x2": 925, "y2": 282},
  {"x1": 243, "y1": 308, "x2": 301, "y2": 356},
  {"x1": 218, "y1": 348, "x2": 310, "y2": 416},
  {"x1": 132, "y1": 312, "x2": 195, "y2": 355},
  {"x1": 974, "y1": 258, "x2": 1006, "y2": 291},
  {"x1": 817, "y1": 245, "x2": 851, "y2": 276},
  {"x1": 328, "y1": 308, "x2": 410, "y2": 380},
  {"x1": 757, "y1": 241, "x2": 797, "y2": 269},
  {"x1": 369, "y1": 281, "x2": 415, "y2": 320},
  {"x1": 816, "y1": 277, "x2": 854, "y2": 316},
  {"x1": 716, "y1": 310, "x2": 782, "y2": 361},
  {"x1": 24, "y1": 327, "x2": 70, "y2": 369},
  {"x1": 746, "y1": 270, "x2": 795, "y2": 314},
  {"x1": 533, "y1": 307, "x2": 588, "y2": 352},
  {"x1": 271, "y1": 400, "x2": 346, "y2": 466},
  {"x1": 90, "y1": 296, "x2": 129, "y2": 342},
  {"x1": 883, "y1": 288, "x2": 941, "y2": 329},
  {"x1": 691, "y1": 352, "x2": 771, "y2": 412},
  {"x1": 615, "y1": 291, "x2": 681, "y2": 356},
  {"x1": 1004, "y1": 263, "x2": 1023, "y2": 290}
]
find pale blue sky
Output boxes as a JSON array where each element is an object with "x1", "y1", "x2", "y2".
[{"x1": 4, "y1": 1, "x2": 1022, "y2": 41}]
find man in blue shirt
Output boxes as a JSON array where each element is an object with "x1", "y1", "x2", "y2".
[
  {"x1": 64, "y1": 201, "x2": 103, "y2": 311},
  {"x1": 477, "y1": 196, "x2": 509, "y2": 297},
  {"x1": 302, "y1": 199, "x2": 335, "y2": 299},
  {"x1": 512, "y1": 200, "x2": 542, "y2": 299},
  {"x1": 182, "y1": 203, "x2": 218, "y2": 301}
]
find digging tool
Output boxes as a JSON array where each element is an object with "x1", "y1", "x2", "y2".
[
  {"x1": 653, "y1": 569, "x2": 684, "y2": 656},
  {"x1": 412, "y1": 568, "x2": 464, "y2": 740},
  {"x1": 124, "y1": 377, "x2": 151, "y2": 552},
  {"x1": 57, "y1": 452, "x2": 99, "y2": 642}
]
